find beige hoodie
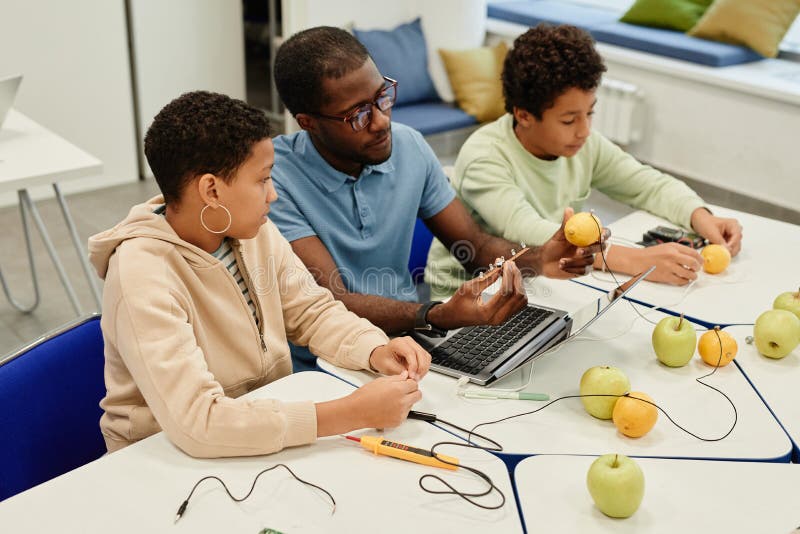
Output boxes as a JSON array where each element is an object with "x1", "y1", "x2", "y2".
[{"x1": 88, "y1": 196, "x2": 388, "y2": 457}]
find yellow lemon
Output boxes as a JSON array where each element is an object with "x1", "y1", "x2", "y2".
[
  {"x1": 565, "y1": 212, "x2": 602, "y2": 247},
  {"x1": 701, "y1": 244, "x2": 731, "y2": 274},
  {"x1": 612, "y1": 392, "x2": 658, "y2": 438},
  {"x1": 698, "y1": 326, "x2": 737, "y2": 367}
]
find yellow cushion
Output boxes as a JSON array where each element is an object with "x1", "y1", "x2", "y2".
[
  {"x1": 688, "y1": 0, "x2": 800, "y2": 58},
  {"x1": 439, "y1": 41, "x2": 508, "y2": 123}
]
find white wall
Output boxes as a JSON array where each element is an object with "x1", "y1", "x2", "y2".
[
  {"x1": 281, "y1": 0, "x2": 487, "y2": 103},
  {"x1": 128, "y1": 0, "x2": 246, "y2": 178},
  {"x1": 0, "y1": 0, "x2": 139, "y2": 206},
  {"x1": 601, "y1": 52, "x2": 800, "y2": 211}
]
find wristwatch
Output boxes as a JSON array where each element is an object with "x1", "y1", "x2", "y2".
[{"x1": 414, "y1": 301, "x2": 447, "y2": 337}]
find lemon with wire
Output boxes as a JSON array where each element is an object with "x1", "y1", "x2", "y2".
[{"x1": 565, "y1": 212, "x2": 602, "y2": 247}]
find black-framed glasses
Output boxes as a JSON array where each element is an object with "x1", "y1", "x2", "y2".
[{"x1": 310, "y1": 76, "x2": 398, "y2": 132}]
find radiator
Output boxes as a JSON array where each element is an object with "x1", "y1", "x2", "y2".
[{"x1": 594, "y1": 78, "x2": 644, "y2": 146}]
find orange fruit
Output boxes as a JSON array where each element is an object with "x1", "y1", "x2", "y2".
[
  {"x1": 565, "y1": 212, "x2": 602, "y2": 247},
  {"x1": 612, "y1": 392, "x2": 658, "y2": 438},
  {"x1": 698, "y1": 327, "x2": 738, "y2": 367},
  {"x1": 701, "y1": 244, "x2": 731, "y2": 274}
]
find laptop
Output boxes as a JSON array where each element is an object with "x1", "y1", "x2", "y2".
[
  {"x1": 414, "y1": 266, "x2": 655, "y2": 386},
  {"x1": 0, "y1": 75, "x2": 23, "y2": 128}
]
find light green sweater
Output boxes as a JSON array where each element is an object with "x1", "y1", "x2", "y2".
[{"x1": 424, "y1": 113, "x2": 705, "y2": 298}]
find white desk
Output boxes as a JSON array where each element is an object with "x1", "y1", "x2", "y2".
[
  {"x1": 0, "y1": 371, "x2": 521, "y2": 533},
  {"x1": 572, "y1": 206, "x2": 800, "y2": 327},
  {"x1": 515, "y1": 455, "x2": 800, "y2": 533},
  {"x1": 726, "y1": 325, "x2": 800, "y2": 462},
  {"x1": 0, "y1": 110, "x2": 103, "y2": 314},
  {"x1": 320, "y1": 284, "x2": 791, "y2": 461}
]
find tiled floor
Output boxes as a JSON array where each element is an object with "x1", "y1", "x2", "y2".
[{"x1": 1, "y1": 138, "x2": 797, "y2": 358}]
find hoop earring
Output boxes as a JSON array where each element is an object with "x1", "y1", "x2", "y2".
[{"x1": 200, "y1": 204, "x2": 232, "y2": 234}]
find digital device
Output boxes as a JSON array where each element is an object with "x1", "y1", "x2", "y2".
[
  {"x1": 0, "y1": 75, "x2": 23, "y2": 128},
  {"x1": 638, "y1": 225, "x2": 706, "y2": 249},
  {"x1": 413, "y1": 266, "x2": 654, "y2": 386}
]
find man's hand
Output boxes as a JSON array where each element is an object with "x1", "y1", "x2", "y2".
[
  {"x1": 369, "y1": 337, "x2": 431, "y2": 380},
  {"x1": 538, "y1": 207, "x2": 609, "y2": 278},
  {"x1": 691, "y1": 208, "x2": 742, "y2": 256},
  {"x1": 428, "y1": 259, "x2": 528, "y2": 330}
]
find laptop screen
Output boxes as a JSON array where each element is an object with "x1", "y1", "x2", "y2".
[
  {"x1": 568, "y1": 266, "x2": 655, "y2": 336},
  {"x1": 0, "y1": 75, "x2": 23, "y2": 128}
]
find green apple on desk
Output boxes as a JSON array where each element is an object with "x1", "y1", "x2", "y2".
[
  {"x1": 773, "y1": 288, "x2": 800, "y2": 320},
  {"x1": 753, "y1": 309, "x2": 800, "y2": 359},
  {"x1": 587, "y1": 453, "x2": 645, "y2": 518},
  {"x1": 652, "y1": 314, "x2": 696, "y2": 367},
  {"x1": 580, "y1": 366, "x2": 630, "y2": 420}
]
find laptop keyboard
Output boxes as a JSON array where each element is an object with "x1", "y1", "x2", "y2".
[{"x1": 430, "y1": 306, "x2": 555, "y2": 375}]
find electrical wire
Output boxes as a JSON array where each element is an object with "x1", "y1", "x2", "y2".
[
  {"x1": 174, "y1": 464, "x2": 336, "y2": 523},
  {"x1": 415, "y1": 311, "x2": 738, "y2": 510}
]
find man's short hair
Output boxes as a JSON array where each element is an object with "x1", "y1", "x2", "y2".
[
  {"x1": 144, "y1": 91, "x2": 270, "y2": 205},
  {"x1": 274, "y1": 26, "x2": 370, "y2": 116},
  {"x1": 502, "y1": 24, "x2": 606, "y2": 119}
]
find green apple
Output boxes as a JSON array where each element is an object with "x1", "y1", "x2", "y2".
[
  {"x1": 579, "y1": 366, "x2": 630, "y2": 420},
  {"x1": 652, "y1": 314, "x2": 696, "y2": 367},
  {"x1": 773, "y1": 287, "x2": 800, "y2": 320},
  {"x1": 753, "y1": 309, "x2": 800, "y2": 359},
  {"x1": 586, "y1": 453, "x2": 645, "y2": 518}
]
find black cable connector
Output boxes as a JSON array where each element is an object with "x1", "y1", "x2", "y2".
[
  {"x1": 174, "y1": 500, "x2": 188, "y2": 523},
  {"x1": 408, "y1": 410, "x2": 437, "y2": 422}
]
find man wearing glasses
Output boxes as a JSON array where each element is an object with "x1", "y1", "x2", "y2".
[{"x1": 270, "y1": 26, "x2": 603, "y2": 371}]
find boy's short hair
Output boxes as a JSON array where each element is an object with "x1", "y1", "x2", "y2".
[
  {"x1": 274, "y1": 26, "x2": 370, "y2": 116},
  {"x1": 144, "y1": 91, "x2": 270, "y2": 205},
  {"x1": 502, "y1": 24, "x2": 606, "y2": 119}
]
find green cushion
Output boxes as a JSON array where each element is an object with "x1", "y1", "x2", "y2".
[{"x1": 621, "y1": 0, "x2": 714, "y2": 32}]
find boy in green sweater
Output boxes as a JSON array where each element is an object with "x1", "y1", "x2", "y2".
[{"x1": 426, "y1": 24, "x2": 742, "y2": 298}]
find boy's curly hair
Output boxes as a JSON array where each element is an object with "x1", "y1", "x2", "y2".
[
  {"x1": 144, "y1": 91, "x2": 270, "y2": 205},
  {"x1": 502, "y1": 24, "x2": 606, "y2": 118}
]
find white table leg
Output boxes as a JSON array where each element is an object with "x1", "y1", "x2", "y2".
[{"x1": 53, "y1": 183, "x2": 102, "y2": 309}]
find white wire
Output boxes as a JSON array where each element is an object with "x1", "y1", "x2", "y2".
[{"x1": 454, "y1": 336, "x2": 569, "y2": 402}]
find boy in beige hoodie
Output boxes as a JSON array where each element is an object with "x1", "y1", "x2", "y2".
[{"x1": 89, "y1": 91, "x2": 430, "y2": 457}]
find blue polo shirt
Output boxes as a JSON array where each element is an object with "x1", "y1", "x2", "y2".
[{"x1": 270, "y1": 123, "x2": 455, "y2": 303}]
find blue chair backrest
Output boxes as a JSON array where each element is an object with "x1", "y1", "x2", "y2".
[
  {"x1": 408, "y1": 218, "x2": 434, "y2": 284},
  {"x1": 0, "y1": 314, "x2": 106, "y2": 501}
]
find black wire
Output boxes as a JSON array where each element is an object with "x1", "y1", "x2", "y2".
[
  {"x1": 176, "y1": 464, "x2": 336, "y2": 522},
  {"x1": 416, "y1": 328, "x2": 738, "y2": 509},
  {"x1": 586, "y1": 215, "x2": 737, "y2": 438},
  {"x1": 417, "y1": 421, "x2": 507, "y2": 510}
]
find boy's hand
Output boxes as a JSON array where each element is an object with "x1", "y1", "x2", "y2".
[
  {"x1": 634, "y1": 242, "x2": 703, "y2": 286},
  {"x1": 427, "y1": 259, "x2": 528, "y2": 330},
  {"x1": 348, "y1": 372, "x2": 422, "y2": 429},
  {"x1": 369, "y1": 337, "x2": 431, "y2": 380},
  {"x1": 539, "y1": 207, "x2": 610, "y2": 278},
  {"x1": 691, "y1": 208, "x2": 743, "y2": 257}
]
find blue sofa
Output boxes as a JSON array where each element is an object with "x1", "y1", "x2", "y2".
[
  {"x1": 488, "y1": 0, "x2": 763, "y2": 67},
  {"x1": 391, "y1": 101, "x2": 478, "y2": 136}
]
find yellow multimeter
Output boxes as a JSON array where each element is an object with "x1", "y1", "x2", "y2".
[{"x1": 345, "y1": 435, "x2": 459, "y2": 470}]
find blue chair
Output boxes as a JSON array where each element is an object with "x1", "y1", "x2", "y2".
[
  {"x1": 0, "y1": 314, "x2": 106, "y2": 501},
  {"x1": 408, "y1": 218, "x2": 434, "y2": 284}
]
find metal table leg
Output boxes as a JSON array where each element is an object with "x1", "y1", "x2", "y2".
[
  {"x1": 0, "y1": 191, "x2": 41, "y2": 313},
  {"x1": 17, "y1": 189, "x2": 82, "y2": 315},
  {"x1": 53, "y1": 183, "x2": 101, "y2": 309}
]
